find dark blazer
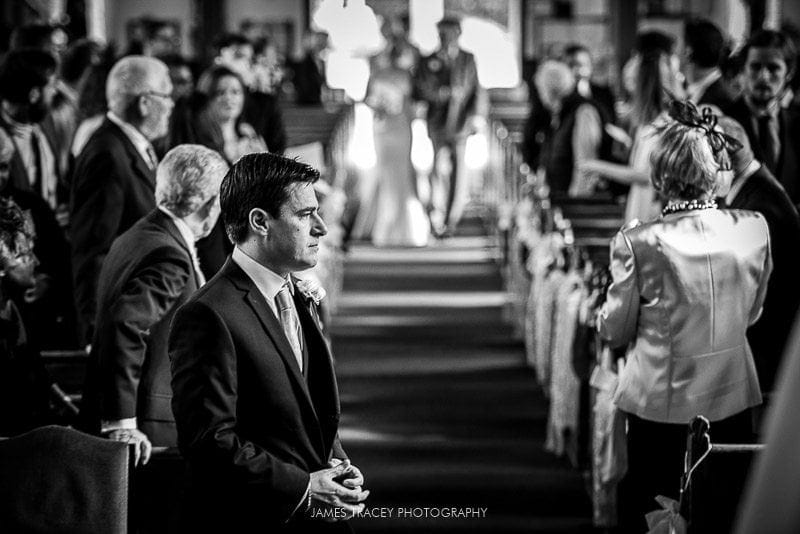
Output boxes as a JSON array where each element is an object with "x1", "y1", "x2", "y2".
[
  {"x1": 589, "y1": 82, "x2": 617, "y2": 124},
  {"x1": 169, "y1": 258, "x2": 347, "y2": 531},
  {"x1": 415, "y1": 48, "x2": 479, "y2": 140},
  {"x1": 723, "y1": 98, "x2": 800, "y2": 204},
  {"x1": 728, "y1": 165, "x2": 800, "y2": 392},
  {"x1": 69, "y1": 118, "x2": 156, "y2": 344},
  {"x1": 698, "y1": 77, "x2": 736, "y2": 111},
  {"x1": 289, "y1": 53, "x2": 325, "y2": 105},
  {"x1": 81, "y1": 209, "x2": 200, "y2": 447}
]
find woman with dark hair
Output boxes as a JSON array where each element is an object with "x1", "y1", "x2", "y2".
[
  {"x1": 580, "y1": 31, "x2": 685, "y2": 223},
  {"x1": 597, "y1": 103, "x2": 772, "y2": 531},
  {"x1": 172, "y1": 64, "x2": 267, "y2": 277}
]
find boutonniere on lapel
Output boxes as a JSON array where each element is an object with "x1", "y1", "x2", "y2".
[
  {"x1": 427, "y1": 57, "x2": 442, "y2": 72},
  {"x1": 295, "y1": 278, "x2": 326, "y2": 306}
]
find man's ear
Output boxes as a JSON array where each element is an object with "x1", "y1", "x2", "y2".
[
  {"x1": 248, "y1": 207, "x2": 270, "y2": 237},
  {"x1": 137, "y1": 95, "x2": 149, "y2": 118},
  {"x1": 28, "y1": 87, "x2": 42, "y2": 106}
]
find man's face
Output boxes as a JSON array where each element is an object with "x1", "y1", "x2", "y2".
[
  {"x1": 1, "y1": 233, "x2": 37, "y2": 289},
  {"x1": 567, "y1": 51, "x2": 592, "y2": 81},
  {"x1": 264, "y1": 183, "x2": 327, "y2": 274},
  {"x1": 140, "y1": 73, "x2": 174, "y2": 140},
  {"x1": 743, "y1": 47, "x2": 790, "y2": 105},
  {"x1": 219, "y1": 44, "x2": 254, "y2": 76},
  {"x1": 437, "y1": 26, "x2": 460, "y2": 48}
]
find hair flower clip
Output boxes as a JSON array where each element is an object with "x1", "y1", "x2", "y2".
[{"x1": 295, "y1": 279, "x2": 326, "y2": 306}]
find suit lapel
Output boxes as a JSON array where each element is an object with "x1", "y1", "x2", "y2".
[
  {"x1": 223, "y1": 261, "x2": 319, "y2": 422},
  {"x1": 105, "y1": 119, "x2": 156, "y2": 191}
]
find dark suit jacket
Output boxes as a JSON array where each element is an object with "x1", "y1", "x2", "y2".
[
  {"x1": 589, "y1": 82, "x2": 617, "y2": 124},
  {"x1": 289, "y1": 53, "x2": 325, "y2": 106},
  {"x1": 81, "y1": 209, "x2": 200, "y2": 447},
  {"x1": 723, "y1": 98, "x2": 800, "y2": 204},
  {"x1": 169, "y1": 258, "x2": 347, "y2": 531},
  {"x1": 415, "y1": 48, "x2": 479, "y2": 140},
  {"x1": 698, "y1": 77, "x2": 736, "y2": 111},
  {"x1": 69, "y1": 118, "x2": 156, "y2": 344},
  {"x1": 728, "y1": 166, "x2": 800, "y2": 392}
]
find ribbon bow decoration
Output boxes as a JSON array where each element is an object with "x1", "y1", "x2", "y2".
[{"x1": 666, "y1": 98, "x2": 743, "y2": 159}]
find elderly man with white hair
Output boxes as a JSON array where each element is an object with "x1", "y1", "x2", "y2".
[
  {"x1": 80, "y1": 144, "x2": 228, "y2": 462},
  {"x1": 70, "y1": 55, "x2": 174, "y2": 345},
  {"x1": 534, "y1": 59, "x2": 608, "y2": 196}
]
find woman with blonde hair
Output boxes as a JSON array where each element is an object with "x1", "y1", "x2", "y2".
[{"x1": 597, "y1": 101, "x2": 772, "y2": 531}]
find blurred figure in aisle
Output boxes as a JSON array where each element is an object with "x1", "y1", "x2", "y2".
[
  {"x1": 361, "y1": 15, "x2": 429, "y2": 247},
  {"x1": 719, "y1": 116, "x2": 800, "y2": 396},
  {"x1": 10, "y1": 23, "x2": 68, "y2": 60},
  {"x1": 534, "y1": 60, "x2": 608, "y2": 196},
  {"x1": 563, "y1": 43, "x2": 616, "y2": 123},
  {"x1": 161, "y1": 54, "x2": 195, "y2": 101},
  {"x1": 723, "y1": 29, "x2": 800, "y2": 205},
  {"x1": 683, "y1": 18, "x2": 736, "y2": 111},
  {"x1": 415, "y1": 17, "x2": 483, "y2": 237},
  {"x1": 0, "y1": 49, "x2": 60, "y2": 210},
  {"x1": 70, "y1": 60, "x2": 113, "y2": 158},
  {"x1": 48, "y1": 38, "x2": 104, "y2": 179},
  {"x1": 247, "y1": 37, "x2": 287, "y2": 154},
  {"x1": 70, "y1": 56, "x2": 173, "y2": 345},
  {"x1": 580, "y1": 31, "x2": 684, "y2": 223},
  {"x1": 171, "y1": 64, "x2": 267, "y2": 278},
  {"x1": 287, "y1": 30, "x2": 329, "y2": 106},
  {"x1": 142, "y1": 19, "x2": 181, "y2": 58},
  {"x1": 213, "y1": 33, "x2": 287, "y2": 154}
]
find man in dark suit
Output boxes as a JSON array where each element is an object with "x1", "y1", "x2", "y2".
[
  {"x1": 415, "y1": 17, "x2": 483, "y2": 236},
  {"x1": 70, "y1": 56, "x2": 174, "y2": 345},
  {"x1": 169, "y1": 152, "x2": 368, "y2": 532},
  {"x1": 719, "y1": 116, "x2": 800, "y2": 395},
  {"x1": 683, "y1": 18, "x2": 736, "y2": 111},
  {"x1": 81, "y1": 145, "x2": 227, "y2": 457},
  {"x1": 563, "y1": 43, "x2": 616, "y2": 123},
  {"x1": 723, "y1": 30, "x2": 800, "y2": 205}
]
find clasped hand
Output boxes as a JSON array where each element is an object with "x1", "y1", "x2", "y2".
[
  {"x1": 307, "y1": 459, "x2": 369, "y2": 521},
  {"x1": 105, "y1": 428, "x2": 152, "y2": 466}
]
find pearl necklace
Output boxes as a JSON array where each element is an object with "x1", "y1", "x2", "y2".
[{"x1": 661, "y1": 198, "x2": 718, "y2": 217}]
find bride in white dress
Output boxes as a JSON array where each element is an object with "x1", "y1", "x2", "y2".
[{"x1": 363, "y1": 19, "x2": 430, "y2": 247}]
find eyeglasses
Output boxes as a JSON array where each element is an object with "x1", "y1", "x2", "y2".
[{"x1": 141, "y1": 90, "x2": 174, "y2": 101}]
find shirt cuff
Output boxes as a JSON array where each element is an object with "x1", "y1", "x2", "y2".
[{"x1": 100, "y1": 417, "x2": 137, "y2": 434}]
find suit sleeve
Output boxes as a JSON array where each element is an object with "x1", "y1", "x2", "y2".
[
  {"x1": 169, "y1": 300, "x2": 310, "y2": 521},
  {"x1": 70, "y1": 150, "x2": 127, "y2": 343},
  {"x1": 597, "y1": 230, "x2": 640, "y2": 347},
  {"x1": 95, "y1": 250, "x2": 192, "y2": 421}
]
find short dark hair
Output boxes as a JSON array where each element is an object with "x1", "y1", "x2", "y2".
[
  {"x1": 740, "y1": 29, "x2": 797, "y2": 76},
  {"x1": 0, "y1": 196, "x2": 31, "y2": 257},
  {"x1": 563, "y1": 43, "x2": 590, "y2": 58},
  {"x1": 0, "y1": 49, "x2": 58, "y2": 104},
  {"x1": 436, "y1": 17, "x2": 462, "y2": 30},
  {"x1": 61, "y1": 38, "x2": 103, "y2": 85},
  {"x1": 685, "y1": 19, "x2": 726, "y2": 68},
  {"x1": 220, "y1": 153, "x2": 320, "y2": 243},
  {"x1": 214, "y1": 33, "x2": 252, "y2": 53},
  {"x1": 9, "y1": 24, "x2": 60, "y2": 50}
]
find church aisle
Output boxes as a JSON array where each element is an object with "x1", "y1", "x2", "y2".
[{"x1": 330, "y1": 222, "x2": 593, "y2": 533}]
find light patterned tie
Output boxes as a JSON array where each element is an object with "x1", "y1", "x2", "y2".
[
  {"x1": 145, "y1": 144, "x2": 158, "y2": 171},
  {"x1": 189, "y1": 245, "x2": 206, "y2": 286},
  {"x1": 275, "y1": 284, "x2": 303, "y2": 372}
]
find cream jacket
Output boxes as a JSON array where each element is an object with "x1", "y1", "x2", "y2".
[{"x1": 598, "y1": 209, "x2": 772, "y2": 423}]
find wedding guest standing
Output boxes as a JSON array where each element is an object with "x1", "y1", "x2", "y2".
[
  {"x1": 170, "y1": 153, "x2": 368, "y2": 532},
  {"x1": 70, "y1": 56, "x2": 173, "y2": 344},
  {"x1": 598, "y1": 104, "x2": 771, "y2": 532}
]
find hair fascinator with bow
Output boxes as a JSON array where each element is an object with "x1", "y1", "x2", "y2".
[{"x1": 665, "y1": 98, "x2": 742, "y2": 170}]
